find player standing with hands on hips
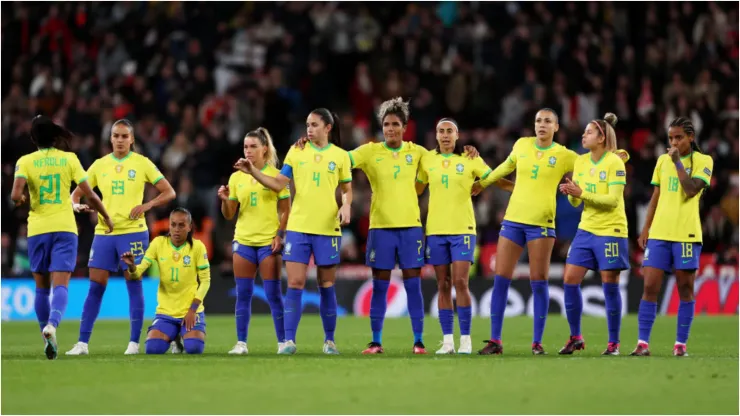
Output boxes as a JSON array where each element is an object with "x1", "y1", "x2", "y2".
[
  {"x1": 631, "y1": 117, "x2": 713, "y2": 357},
  {"x1": 235, "y1": 108, "x2": 352, "y2": 355}
]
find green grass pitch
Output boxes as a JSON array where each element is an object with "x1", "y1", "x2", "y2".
[{"x1": 2, "y1": 315, "x2": 738, "y2": 414}]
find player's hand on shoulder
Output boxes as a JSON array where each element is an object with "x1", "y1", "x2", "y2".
[
  {"x1": 217, "y1": 185, "x2": 230, "y2": 201},
  {"x1": 234, "y1": 158, "x2": 255, "y2": 174},
  {"x1": 294, "y1": 136, "x2": 309, "y2": 150},
  {"x1": 463, "y1": 145, "x2": 479, "y2": 159}
]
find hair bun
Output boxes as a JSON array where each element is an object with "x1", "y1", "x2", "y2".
[{"x1": 604, "y1": 112, "x2": 618, "y2": 127}]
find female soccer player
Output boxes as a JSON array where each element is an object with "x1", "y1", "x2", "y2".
[
  {"x1": 557, "y1": 113, "x2": 629, "y2": 356},
  {"x1": 11, "y1": 115, "x2": 114, "y2": 359},
  {"x1": 235, "y1": 108, "x2": 352, "y2": 355},
  {"x1": 66, "y1": 119, "x2": 176, "y2": 356},
  {"x1": 474, "y1": 108, "x2": 579, "y2": 355},
  {"x1": 121, "y1": 208, "x2": 210, "y2": 355},
  {"x1": 416, "y1": 118, "x2": 513, "y2": 354},
  {"x1": 631, "y1": 117, "x2": 713, "y2": 357},
  {"x1": 219, "y1": 127, "x2": 291, "y2": 355}
]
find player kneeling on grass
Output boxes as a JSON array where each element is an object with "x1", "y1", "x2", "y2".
[
  {"x1": 121, "y1": 208, "x2": 211, "y2": 355},
  {"x1": 558, "y1": 113, "x2": 630, "y2": 356}
]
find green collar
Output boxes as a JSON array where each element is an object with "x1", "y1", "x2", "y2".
[
  {"x1": 383, "y1": 142, "x2": 403, "y2": 152},
  {"x1": 169, "y1": 239, "x2": 187, "y2": 251},
  {"x1": 110, "y1": 151, "x2": 133, "y2": 163},
  {"x1": 309, "y1": 142, "x2": 332, "y2": 152}
]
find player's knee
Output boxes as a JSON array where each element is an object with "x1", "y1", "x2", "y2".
[
  {"x1": 437, "y1": 277, "x2": 452, "y2": 293},
  {"x1": 184, "y1": 338, "x2": 205, "y2": 354},
  {"x1": 677, "y1": 281, "x2": 695, "y2": 301},
  {"x1": 145, "y1": 338, "x2": 170, "y2": 354},
  {"x1": 643, "y1": 282, "x2": 661, "y2": 299},
  {"x1": 453, "y1": 276, "x2": 469, "y2": 291}
]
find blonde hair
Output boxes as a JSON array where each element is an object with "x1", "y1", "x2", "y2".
[
  {"x1": 377, "y1": 97, "x2": 410, "y2": 125},
  {"x1": 591, "y1": 112, "x2": 618, "y2": 152},
  {"x1": 245, "y1": 127, "x2": 279, "y2": 168}
]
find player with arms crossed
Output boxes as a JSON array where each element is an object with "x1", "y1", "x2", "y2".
[
  {"x1": 219, "y1": 127, "x2": 291, "y2": 355},
  {"x1": 11, "y1": 115, "x2": 113, "y2": 359},
  {"x1": 474, "y1": 108, "x2": 579, "y2": 355},
  {"x1": 236, "y1": 108, "x2": 352, "y2": 355},
  {"x1": 416, "y1": 118, "x2": 513, "y2": 354},
  {"x1": 67, "y1": 119, "x2": 176, "y2": 356},
  {"x1": 631, "y1": 117, "x2": 713, "y2": 357},
  {"x1": 558, "y1": 113, "x2": 630, "y2": 355},
  {"x1": 122, "y1": 208, "x2": 211, "y2": 355}
]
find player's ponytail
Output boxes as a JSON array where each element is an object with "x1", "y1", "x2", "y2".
[
  {"x1": 591, "y1": 113, "x2": 618, "y2": 152},
  {"x1": 30, "y1": 115, "x2": 73, "y2": 151},
  {"x1": 247, "y1": 127, "x2": 280, "y2": 168},
  {"x1": 170, "y1": 207, "x2": 194, "y2": 248},
  {"x1": 310, "y1": 108, "x2": 342, "y2": 148},
  {"x1": 112, "y1": 118, "x2": 136, "y2": 152}
]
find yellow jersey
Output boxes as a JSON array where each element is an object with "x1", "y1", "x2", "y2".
[
  {"x1": 417, "y1": 152, "x2": 491, "y2": 235},
  {"x1": 348, "y1": 142, "x2": 428, "y2": 229},
  {"x1": 14, "y1": 148, "x2": 88, "y2": 237},
  {"x1": 87, "y1": 152, "x2": 164, "y2": 235},
  {"x1": 649, "y1": 152, "x2": 713, "y2": 243},
  {"x1": 572, "y1": 152, "x2": 628, "y2": 237},
  {"x1": 481, "y1": 137, "x2": 578, "y2": 228},
  {"x1": 131, "y1": 236, "x2": 211, "y2": 318},
  {"x1": 282, "y1": 143, "x2": 351, "y2": 236},
  {"x1": 228, "y1": 165, "x2": 290, "y2": 246}
]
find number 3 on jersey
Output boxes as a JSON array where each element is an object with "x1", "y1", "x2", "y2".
[{"x1": 531, "y1": 165, "x2": 540, "y2": 179}]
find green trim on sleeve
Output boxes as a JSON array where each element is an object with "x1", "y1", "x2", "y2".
[
  {"x1": 348, "y1": 152, "x2": 356, "y2": 168},
  {"x1": 416, "y1": 179, "x2": 425, "y2": 184},
  {"x1": 14, "y1": 174, "x2": 27, "y2": 179},
  {"x1": 339, "y1": 178, "x2": 352, "y2": 183},
  {"x1": 480, "y1": 169, "x2": 492, "y2": 180},
  {"x1": 197, "y1": 264, "x2": 210, "y2": 270},
  {"x1": 151, "y1": 175, "x2": 164, "y2": 185},
  {"x1": 77, "y1": 176, "x2": 88, "y2": 184},
  {"x1": 228, "y1": 197, "x2": 238, "y2": 201},
  {"x1": 692, "y1": 175, "x2": 710, "y2": 186},
  {"x1": 650, "y1": 181, "x2": 659, "y2": 186},
  {"x1": 143, "y1": 256, "x2": 154, "y2": 264},
  {"x1": 608, "y1": 181, "x2": 626, "y2": 186},
  {"x1": 507, "y1": 156, "x2": 515, "y2": 164},
  {"x1": 278, "y1": 195, "x2": 290, "y2": 200}
]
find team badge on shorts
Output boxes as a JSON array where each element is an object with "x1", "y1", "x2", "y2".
[
  {"x1": 284, "y1": 242, "x2": 292, "y2": 256},
  {"x1": 183, "y1": 256, "x2": 191, "y2": 266},
  {"x1": 369, "y1": 249, "x2": 376, "y2": 262},
  {"x1": 425, "y1": 246, "x2": 431, "y2": 258},
  {"x1": 232, "y1": 242, "x2": 239, "y2": 253}
]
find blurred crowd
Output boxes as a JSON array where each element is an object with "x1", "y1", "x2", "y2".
[{"x1": 2, "y1": 2, "x2": 738, "y2": 277}]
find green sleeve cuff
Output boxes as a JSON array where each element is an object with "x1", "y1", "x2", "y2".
[
  {"x1": 197, "y1": 264, "x2": 210, "y2": 270},
  {"x1": 650, "y1": 181, "x2": 659, "y2": 186},
  {"x1": 278, "y1": 195, "x2": 290, "y2": 200},
  {"x1": 348, "y1": 153, "x2": 356, "y2": 168},
  {"x1": 480, "y1": 169, "x2": 492, "y2": 180},
  {"x1": 608, "y1": 181, "x2": 626, "y2": 186},
  {"x1": 77, "y1": 176, "x2": 88, "y2": 184},
  {"x1": 339, "y1": 178, "x2": 352, "y2": 183},
  {"x1": 228, "y1": 197, "x2": 238, "y2": 201},
  {"x1": 416, "y1": 179, "x2": 425, "y2": 184},
  {"x1": 143, "y1": 256, "x2": 154, "y2": 264},
  {"x1": 692, "y1": 175, "x2": 710, "y2": 186},
  {"x1": 151, "y1": 176, "x2": 164, "y2": 185},
  {"x1": 14, "y1": 174, "x2": 27, "y2": 179}
]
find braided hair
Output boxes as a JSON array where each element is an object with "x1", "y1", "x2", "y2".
[{"x1": 669, "y1": 117, "x2": 701, "y2": 177}]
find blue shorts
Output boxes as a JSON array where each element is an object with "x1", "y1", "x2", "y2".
[
  {"x1": 499, "y1": 220, "x2": 556, "y2": 248},
  {"x1": 366, "y1": 227, "x2": 425, "y2": 270},
  {"x1": 425, "y1": 235, "x2": 476, "y2": 265},
  {"x1": 27, "y1": 232, "x2": 78, "y2": 273},
  {"x1": 148, "y1": 313, "x2": 206, "y2": 340},
  {"x1": 566, "y1": 229, "x2": 629, "y2": 271},
  {"x1": 283, "y1": 231, "x2": 340, "y2": 266},
  {"x1": 643, "y1": 239, "x2": 702, "y2": 273},
  {"x1": 233, "y1": 241, "x2": 275, "y2": 265},
  {"x1": 88, "y1": 231, "x2": 150, "y2": 273}
]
